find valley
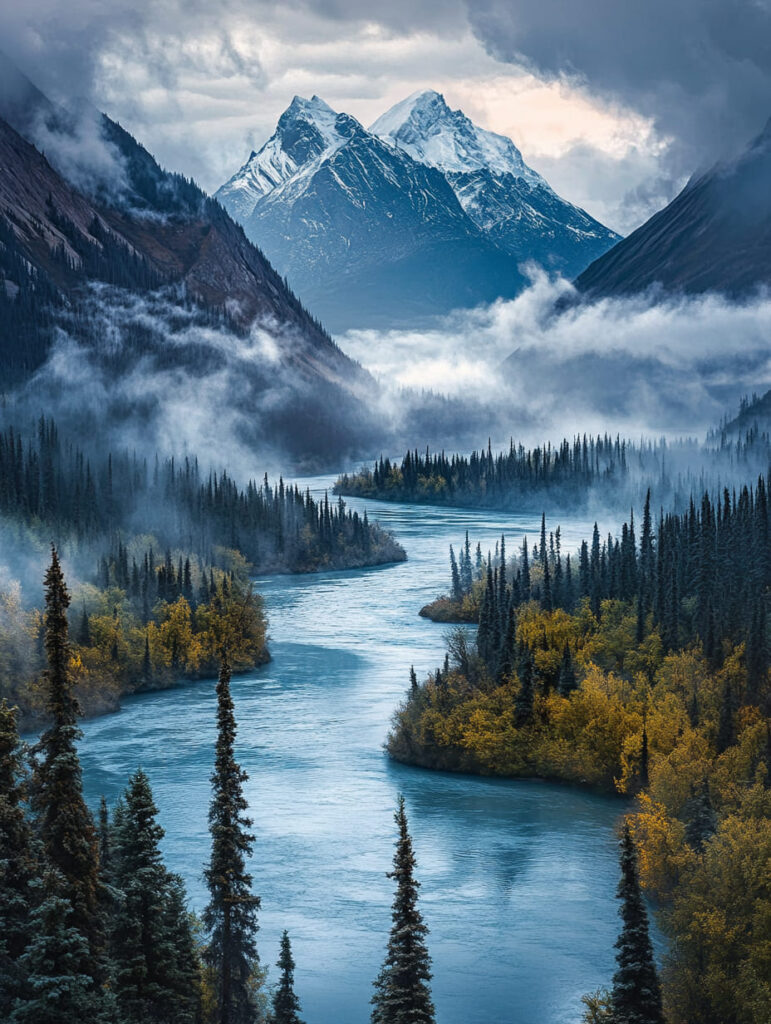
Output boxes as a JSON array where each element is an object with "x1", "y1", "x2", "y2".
[
  {"x1": 72, "y1": 483, "x2": 625, "y2": 1024},
  {"x1": 0, "y1": 22, "x2": 769, "y2": 1024}
]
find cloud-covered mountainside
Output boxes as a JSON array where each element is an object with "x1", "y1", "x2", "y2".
[
  {"x1": 2, "y1": 53, "x2": 769, "y2": 470},
  {"x1": 576, "y1": 117, "x2": 771, "y2": 299},
  {"x1": 216, "y1": 91, "x2": 619, "y2": 330},
  {"x1": 339, "y1": 271, "x2": 771, "y2": 441},
  {"x1": 0, "y1": 55, "x2": 381, "y2": 466}
]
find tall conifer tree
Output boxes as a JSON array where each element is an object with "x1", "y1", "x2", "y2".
[
  {"x1": 610, "y1": 824, "x2": 664, "y2": 1024},
  {"x1": 557, "y1": 643, "x2": 578, "y2": 696},
  {"x1": 34, "y1": 547, "x2": 101, "y2": 972},
  {"x1": 111, "y1": 768, "x2": 199, "y2": 1024},
  {"x1": 12, "y1": 871, "x2": 97, "y2": 1024},
  {"x1": 371, "y1": 797, "x2": 434, "y2": 1024},
  {"x1": 0, "y1": 700, "x2": 35, "y2": 1016},
  {"x1": 203, "y1": 657, "x2": 261, "y2": 1024},
  {"x1": 270, "y1": 931, "x2": 304, "y2": 1024},
  {"x1": 514, "y1": 650, "x2": 536, "y2": 727}
]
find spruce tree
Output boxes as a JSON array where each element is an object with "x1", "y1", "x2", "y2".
[
  {"x1": 142, "y1": 634, "x2": 152, "y2": 684},
  {"x1": 514, "y1": 649, "x2": 536, "y2": 727},
  {"x1": 497, "y1": 603, "x2": 517, "y2": 683},
  {"x1": 521, "y1": 538, "x2": 531, "y2": 598},
  {"x1": 97, "y1": 796, "x2": 110, "y2": 875},
  {"x1": 716, "y1": 679, "x2": 737, "y2": 753},
  {"x1": 639, "y1": 719, "x2": 649, "y2": 790},
  {"x1": 461, "y1": 532, "x2": 472, "y2": 593},
  {"x1": 557, "y1": 643, "x2": 578, "y2": 696},
  {"x1": 34, "y1": 547, "x2": 102, "y2": 972},
  {"x1": 203, "y1": 657, "x2": 261, "y2": 1024},
  {"x1": 0, "y1": 700, "x2": 35, "y2": 1017},
  {"x1": 609, "y1": 825, "x2": 664, "y2": 1024},
  {"x1": 163, "y1": 874, "x2": 204, "y2": 1024},
  {"x1": 683, "y1": 780, "x2": 717, "y2": 852},
  {"x1": 745, "y1": 602, "x2": 767, "y2": 706},
  {"x1": 371, "y1": 797, "x2": 434, "y2": 1024},
  {"x1": 409, "y1": 666, "x2": 418, "y2": 695},
  {"x1": 12, "y1": 871, "x2": 97, "y2": 1024},
  {"x1": 76, "y1": 606, "x2": 91, "y2": 647},
  {"x1": 111, "y1": 768, "x2": 199, "y2": 1024},
  {"x1": 449, "y1": 546, "x2": 462, "y2": 602},
  {"x1": 270, "y1": 931, "x2": 304, "y2": 1024}
]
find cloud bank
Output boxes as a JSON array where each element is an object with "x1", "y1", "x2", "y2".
[
  {"x1": 466, "y1": 0, "x2": 771, "y2": 177},
  {"x1": 342, "y1": 272, "x2": 771, "y2": 442}
]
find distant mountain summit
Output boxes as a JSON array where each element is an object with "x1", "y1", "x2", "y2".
[
  {"x1": 216, "y1": 91, "x2": 620, "y2": 330},
  {"x1": 576, "y1": 117, "x2": 771, "y2": 298},
  {"x1": 370, "y1": 89, "x2": 541, "y2": 179},
  {"x1": 372, "y1": 90, "x2": 619, "y2": 275},
  {"x1": 218, "y1": 95, "x2": 359, "y2": 220}
]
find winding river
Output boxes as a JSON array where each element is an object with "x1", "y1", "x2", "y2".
[{"x1": 77, "y1": 477, "x2": 630, "y2": 1024}]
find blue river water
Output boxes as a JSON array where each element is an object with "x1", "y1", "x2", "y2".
[{"x1": 75, "y1": 477, "x2": 629, "y2": 1024}]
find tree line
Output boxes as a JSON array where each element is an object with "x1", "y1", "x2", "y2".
[
  {"x1": 0, "y1": 416, "x2": 404, "y2": 574},
  {"x1": 334, "y1": 419, "x2": 770, "y2": 515},
  {"x1": 1, "y1": 532, "x2": 268, "y2": 721},
  {"x1": 470, "y1": 476, "x2": 769, "y2": 686},
  {"x1": 389, "y1": 478, "x2": 770, "y2": 1023}
]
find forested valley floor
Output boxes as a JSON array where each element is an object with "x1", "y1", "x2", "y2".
[
  {"x1": 388, "y1": 477, "x2": 771, "y2": 1023},
  {"x1": 0, "y1": 416, "x2": 404, "y2": 723}
]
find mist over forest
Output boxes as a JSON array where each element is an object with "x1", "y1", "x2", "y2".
[{"x1": 0, "y1": 12, "x2": 770, "y2": 1024}]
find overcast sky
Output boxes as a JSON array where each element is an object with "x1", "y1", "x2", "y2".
[{"x1": 2, "y1": 0, "x2": 770, "y2": 234}]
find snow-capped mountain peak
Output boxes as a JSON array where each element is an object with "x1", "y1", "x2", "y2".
[
  {"x1": 370, "y1": 90, "x2": 545, "y2": 184},
  {"x1": 216, "y1": 88, "x2": 620, "y2": 330},
  {"x1": 216, "y1": 95, "x2": 360, "y2": 220},
  {"x1": 278, "y1": 94, "x2": 344, "y2": 148}
]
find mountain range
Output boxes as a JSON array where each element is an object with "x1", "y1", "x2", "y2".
[
  {"x1": 577, "y1": 118, "x2": 771, "y2": 299},
  {"x1": 3, "y1": 51, "x2": 770, "y2": 464},
  {"x1": 216, "y1": 91, "x2": 620, "y2": 330}
]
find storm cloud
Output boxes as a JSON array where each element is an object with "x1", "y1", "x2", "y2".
[
  {"x1": 2, "y1": 0, "x2": 769, "y2": 229},
  {"x1": 340, "y1": 272, "x2": 771, "y2": 442},
  {"x1": 465, "y1": 0, "x2": 771, "y2": 176}
]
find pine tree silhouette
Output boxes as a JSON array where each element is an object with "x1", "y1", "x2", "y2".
[
  {"x1": 371, "y1": 797, "x2": 435, "y2": 1024},
  {"x1": 610, "y1": 824, "x2": 664, "y2": 1024},
  {"x1": 270, "y1": 931, "x2": 304, "y2": 1024},
  {"x1": 203, "y1": 657, "x2": 261, "y2": 1024}
]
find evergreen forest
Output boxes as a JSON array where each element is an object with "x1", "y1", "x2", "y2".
[{"x1": 388, "y1": 476, "x2": 771, "y2": 1023}]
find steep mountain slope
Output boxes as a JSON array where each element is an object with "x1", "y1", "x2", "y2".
[
  {"x1": 371, "y1": 90, "x2": 619, "y2": 276},
  {"x1": 576, "y1": 118, "x2": 771, "y2": 298},
  {"x1": 217, "y1": 95, "x2": 358, "y2": 220},
  {"x1": 0, "y1": 61, "x2": 377, "y2": 461},
  {"x1": 217, "y1": 97, "x2": 525, "y2": 330}
]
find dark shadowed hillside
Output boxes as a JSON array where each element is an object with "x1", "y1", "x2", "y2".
[
  {"x1": 0, "y1": 56, "x2": 378, "y2": 463},
  {"x1": 576, "y1": 118, "x2": 771, "y2": 299}
]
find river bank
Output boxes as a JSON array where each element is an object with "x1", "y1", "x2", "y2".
[{"x1": 73, "y1": 478, "x2": 628, "y2": 1024}]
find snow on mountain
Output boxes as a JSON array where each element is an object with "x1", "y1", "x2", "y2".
[
  {"x1": 216, "y1": 90, "x2": 621, "y2": 329},
  {"x1": 370, "y1": 89, "x2": 544, "y2": 183},
  {"x1": 217, "y1": 95, "x2": 359, "y2": 221},
  {"x1": 372, "y1": 90, "x2": 620, "y2": 271}
]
